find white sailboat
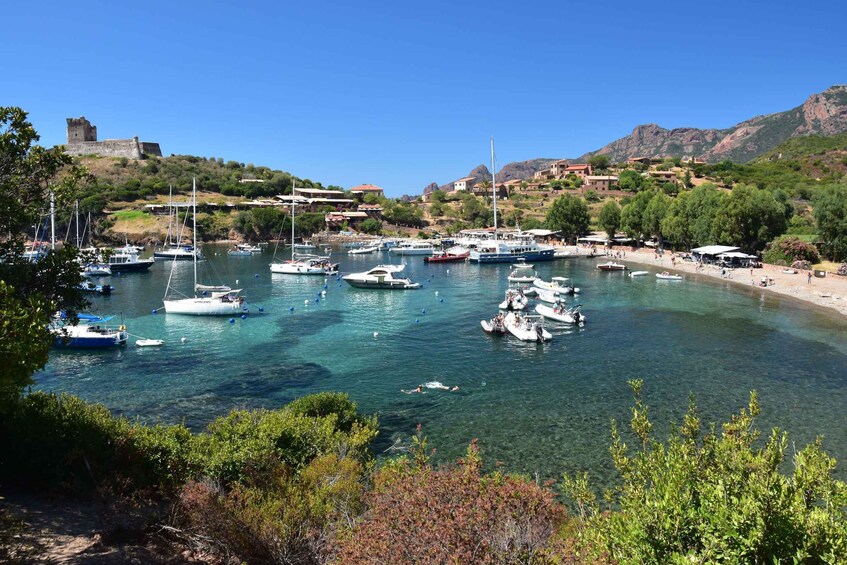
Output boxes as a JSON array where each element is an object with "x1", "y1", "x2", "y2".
[
  {"x1": 269, "y1": 186, "x2": 338, "y2": 275},
  {"x1": 163, "y1": 179, "x2": 246, "y2": 315}
]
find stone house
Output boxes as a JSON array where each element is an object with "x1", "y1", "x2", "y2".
[
  {"x1": 350, "y1": 184, "x2": 385, "y2": 200},
  {"x1": 584, "y1": 175, "x2": 619, "y2": 191}
]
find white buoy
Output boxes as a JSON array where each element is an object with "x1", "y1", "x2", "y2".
[
  {"x1": 304, "y1": 299, "x2": 309, "y2": 305},
  {"x1": 446, "y1": 269, "x2": 450, "y2": 274},
  {"x1": 373, "y1": 331, "x2": 379, "y2": 338},
  {"x1": 435, "y1": 291, "x2": 439, "y2": 296},
  {"x1": 235, "y1": 279, "x2": 239, "y2": 284},
  {"x1": 321, "y1": 290, "x2": 327, "y2": 296},
  {"x1": 180, "y1": 337, "x2": 187, "y2": 343}
]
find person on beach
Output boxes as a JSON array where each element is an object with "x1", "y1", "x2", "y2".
[{"x1": 808, "y1": 271, "x2": 812, "y2": 285}]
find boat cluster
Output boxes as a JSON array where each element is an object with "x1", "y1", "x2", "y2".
[{"x1": 482, "y1": 264, "x2": 586, "y2": 343}]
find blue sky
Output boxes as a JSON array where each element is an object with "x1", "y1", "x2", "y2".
[{"x1": 5, "y1": 0, "x2": 845, "y2": 197}]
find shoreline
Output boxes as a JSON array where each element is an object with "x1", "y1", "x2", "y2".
[{"x1": 579, "y1": 246, "x2": 847, "y2": 319}]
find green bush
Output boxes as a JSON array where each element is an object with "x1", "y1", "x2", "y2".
[
  {"x1": 763, "y1": 235, "x2": 821, "y2": 266},
  {"x1": 563, "y1": 381, "x2": 847, "y2": 563}
]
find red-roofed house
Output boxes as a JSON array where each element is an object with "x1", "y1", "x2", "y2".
[
  {"x1": 350, "y1": 184, "x2": 385, "y2": 199},
  {"x1": 563, "y1": 164, "x2": 592, "y2": 178}
]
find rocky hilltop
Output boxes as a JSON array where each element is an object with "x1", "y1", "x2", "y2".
[
  {"x1": 580, "y1": 85, "x2": 847, "y2": 164},
  {"x1": 422, "y1": 85, "x2": 847, "y2": 194}
]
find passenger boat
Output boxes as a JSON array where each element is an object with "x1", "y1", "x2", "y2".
[
  {"x1": 656, "y1": 271, "x2": 683, "y2": 280},
  {"x1": 51, "y1": 313, "x2": 128, "y2": 348},
  {"x1": 503, "y1": 312, "x2": 552, "y2": 342},
  {"x1": 597, "y1": 261, "x2": 627, "y2": 271},
  {"x1": 498, "y1": 289, "x2": 528, "y2": 311},
  {"x1": 535, "y1": 303, "x2": 585, "y2": 326},
  {"x1": 424, "y1": 247, "x2": 469, "y2": 263},
  {"x1": 389, "y1": 241, "x2": 435, "y2": 256},
  {"x1": 468, "y1": 237, "x2": 555, "y2": 263},
  {"x1": 533, "y1": 276, "x2": 580, "y2": 295},
  {"x1": 342, "y1": 264, "x2": 421, "y2": 289}
]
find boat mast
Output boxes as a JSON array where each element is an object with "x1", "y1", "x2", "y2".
[
  {"x1": 74, "y1": 200, "x2": 80, "y2": 247},
  {"x1": 192, "y1": 178, "x2": 198, "y2": 295},
  {"x1": 49, "y1": 190, "x2": 56, "y2": 250},
  {"x1": 490, "y1": 138, "x2": 498, "y2": 237},
  {"x1": 291, "y1": 181, "x2": 296, "y2": 258}
]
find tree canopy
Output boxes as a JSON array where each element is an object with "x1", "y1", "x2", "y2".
[
  {"x1": 545, "y1": 194, "x2": 589, "y2": 243},
  {"x1": 0, "y1": 107, "x2": 89, "y2": 408}
]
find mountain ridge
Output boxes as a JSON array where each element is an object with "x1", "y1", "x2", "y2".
[{"x1": 422, "y1": 85, "x2": 847, "y2": 193}]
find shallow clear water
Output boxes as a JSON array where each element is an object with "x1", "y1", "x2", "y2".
[{"x1": 36, "y1": 245, "x2": 847, "y2": 484}]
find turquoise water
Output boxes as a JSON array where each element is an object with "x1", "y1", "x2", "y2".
[{"x1": 36, "y1": 245, "x2": 847, "y2": 483}]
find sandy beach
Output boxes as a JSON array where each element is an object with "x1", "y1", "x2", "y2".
[{"x1": 573, "y1": 246, "x2": 847, "y2": 319}]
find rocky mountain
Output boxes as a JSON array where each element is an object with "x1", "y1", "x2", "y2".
[
  {"x1": 579, "y1": 85, "x2": 847, "y2": 164},
  {"x1": 420, "y1": 86, "x2": 847, "y2": 196}
]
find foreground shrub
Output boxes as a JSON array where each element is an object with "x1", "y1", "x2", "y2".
[
  {"x1": 0, "y1": 392, "x2": 195, "y2": 495},
  {"x1": 563, "y1": 381, "x2": 847, "y2": 563},
  {"x1": 334, "y1": 435, "x2": 569, "y2": 563}
]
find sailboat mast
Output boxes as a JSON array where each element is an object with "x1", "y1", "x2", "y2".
[
  {"x1": 490, "y1": 138, "x2": 498, "y2": 235},
  {"x1": 74, "y1": 201, "x2": 80, "y2": 247},
  {"x1": 291, "y1": 181, "x2": 296, "y2": 258},
  {"x1": 192, "y1": 178, "x2": 198, "y2": 294},
  {"x1": 49, "y1": 191, "x2": 56, "y2": 250}
]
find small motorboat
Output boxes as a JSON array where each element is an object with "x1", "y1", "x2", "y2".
[
  {"x1": 535, "y1": 303, "x2": 586, "y2": 326},
  {"x1": 78, "y1": 280, "x2": 113, "y2": 294},
  {"x1": 136, "y1": 339, "x2": 164, "y2": 347},
  {"x1": 499, "y1": 289, "x2": 528, "y2": 311},
  {"x1": 424, "y1": 247, "x2": 469, "y2": 263},
  {"x1": 348, "y1": 244, "x2": 380, "y2": 255},
  {"x1": 82, "y1": 264, "x2": 112, "y2": 277},
  {"x1": 480, "y1": 314, "x2": 506, "y2": 334},
  {"x1": 533, "y1": 276, "x2": 580, "y2": 295},
  {"x1": 228, "y1": 243, "x2": 262, "y2": 256},
  {"x1": 506, "y1": 260, "x2": 537, "y2": 282},
  {"x1": 503, "y1": 312, "x2": 552, "y2": 342},
  {"x1": 597, "y1": 261, "x2": 627, "y2": 271},
  {"x1": 656, "y1": 271, "x2": 683, "y2": 280},
  {"x1": 629, "y1": 270, "x2": 649, "y2": 277},
  {"x1": 535, "y1": 289, "x2": 562, "y2": 304}
]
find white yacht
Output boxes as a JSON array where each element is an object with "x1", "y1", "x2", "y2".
[{"x1": 342, "y1": 264, "x2": 421, "y2": 289}]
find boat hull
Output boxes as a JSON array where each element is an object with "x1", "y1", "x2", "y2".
[
  {"x1": 109, "y1": 259, "x2": 154, "y2": 272},
  {"x1": 163, "y1": 298, "x2": 246, "y2": 315},
  {"x1": 424, "y1": 253, "x2": 468, "y2": 263},
  {"x1": 535, "y1": 304, "x2": 586, "y2": 325},
  {"x1": 343, "y1": 279, "x2": 420, "y2": 290},
  {"x1": 469, "y1": 248, "x2": 555, "y2": 263}
]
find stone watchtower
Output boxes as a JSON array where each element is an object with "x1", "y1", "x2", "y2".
[{"x1": 67, "y1": 117, "x2": 97, "y2": 143}]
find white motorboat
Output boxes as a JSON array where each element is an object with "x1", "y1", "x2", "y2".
[
  {"x1": 480, "y1": 313, "x2": 506, "y2": 334},
  {"x1": 136, "y1": 339, "x2": 164, "y2": 347},
  {"x1": 78, "y1": 280, "x2": 112, "y2": 294},
  {"x1": 535, "y1": 289, "x2": 562, "y2": 304},
  {"x1": 348, "y1": 244, "x2": 380, "y2": 255},
  {"x1": 389, "y1": 241, "x2": 435, "y2": 256},
  {"x1": 503, "y1": 312, "x2": 552, "y2": 342},
  {"x1": 270, "y1": 257, "x2": 339, "y2": 275},
  {"x1": 629, "y1": 270, "x2": 649, "y2": 277},
  {"x1": 597, "y1": 261, "x2": 627, "y2": 271},
  {"x1": 228, "y1": 243, "x2": 262, "y2": 256},
  {"x1": 164, "y1": 179, "x2": 247, "y2": 316},
  {"x1": 498, "y1": 289, "x2": 529, "y2": 311},
  {"x1": 507, "y1": 262, "x2": 537, "y2": 283},
  {"x1": 81, "y1": 263, "x2": 112, "y2": 277},
  {"x1": 533, "y1": 276, "x2": 580, "y2": 295},
  {"x1": 292, "y1": 241, "x2": 316, "y2": 250},
  {"x1": 656, "y1": 271, "x2": 683, "y2": 280},
  {"x1": 535, "y1": 303, "x2": 586, "y2": 326},
  {"x1": 342, "y1": 264, "x2": 421, "y2": 289}
]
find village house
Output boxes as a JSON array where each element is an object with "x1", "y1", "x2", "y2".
[
  {"x1": 681, "y1": 156, "x2": 707, "y2": 165},
  {"x1": 627, "y1": 156, "x2": 653, "y2": 166},
  {"x1": 358, "y1": 203, "x2": 383, "y2": 219},
  {"x1": 562, "y1": 164, "x2": 592, "y2": 178},
  {"x1": 324, "y1": 210, "x2": 370, "y2": 230},
  {"x1": 584, "y1": 175, "x2": 619, "y2": 191},
  {"x1": 350, "y1": 184, "x2": 385, "y2": 200},
  {"x1": 647, "y1": 170, "x2": 679, "y2": 183},
  {"x1": 533, "y1": 168, "x2": 553, "y2": 181},
  {"x1": 452, "y1": 176, "x2": 477, "y2": 191}
]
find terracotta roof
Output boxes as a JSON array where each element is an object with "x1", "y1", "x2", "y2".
[
  {"x1": 565, "y1": 164, "x2": 590, "y2": 170},
  {"x1": 350, "y1": 184, "x2": 384, "y2": 192},
  {"x1": 455, "y1": 176, "x2": 476, "y2": 183}
]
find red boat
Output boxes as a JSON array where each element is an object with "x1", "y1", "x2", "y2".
[{"x1": 424, "y1": 250, "x2": 470, "y2": 263}]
